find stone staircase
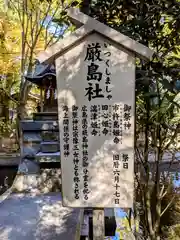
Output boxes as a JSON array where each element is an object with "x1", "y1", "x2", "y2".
[
  {"x1": 21, "y1": 112, "x2": 60, "y2": 165},
  {"x1": 17, "y1": 112, "x2": 61, "y2": 193}
]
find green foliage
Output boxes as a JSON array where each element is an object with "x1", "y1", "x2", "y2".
[
  {"x1": 88, "y1": 0, "x2": 180, "y2": 239},
  {"x1": 0, "y1": 117, "x2": 16, "y2": 136},
  {"x1": 0, "y1": 0, "x2": 77, "y2": 127},
  {"x1": 168, "y1": 224, "x2": 180, "y2": 239}
]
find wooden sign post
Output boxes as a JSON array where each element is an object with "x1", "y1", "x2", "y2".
[
  {"x1": 93, "y1": 209, "x2": 104, "y2": 240},
  {"x1": 37, "y1": 7, "x2": 154, "y2": 239}
]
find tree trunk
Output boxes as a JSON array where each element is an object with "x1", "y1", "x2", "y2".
[{"x1": 80, "y1": 0, "x2": 91, "y2": 14}]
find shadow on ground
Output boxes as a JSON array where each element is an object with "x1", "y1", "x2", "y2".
[{"x1": 0, "y1": 193, "x2": 79, "y2": 240}]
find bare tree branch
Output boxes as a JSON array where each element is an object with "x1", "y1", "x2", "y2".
[{"x1": 160, "y1": 196, "x2": 175, "y2": 217}]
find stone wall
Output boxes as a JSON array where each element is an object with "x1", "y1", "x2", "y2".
[
  {"x1": 0, "y1": 156, "x2": 61, "y2": 195},
  {"x1": 13, "y1": 169, "x2": 61, "y2": 194}
]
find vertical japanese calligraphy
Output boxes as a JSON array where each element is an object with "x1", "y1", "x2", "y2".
[
  {"x1": 82, "y1": 106, "x2": 90, "y2": 200},
  {"x1": 90, "y1": 105, "x2": 100, "y2": 136},
  {"x1": 62, "y1": 105, "x2": 69, "y2": 157},
  {"x1": 85, "y1": 43, "x2": 104, "y2": 101},
  {"x1": 113, "y1": 152, "x2": 129, "y2": 205},
  {"x1": 123, "y1": 104, "x2": 132, "y2": 130},
  {"x1": 104, "y1": 43, "x2": 112, "y2": 100},
  {"x1": 122, "y1": 153, "x2": 129, "y2": 170},
  {"x1": 84, "y1": 41, "x2": 113, "y2": 101},
  {"x1": 112, "y1": 104, "x2": 121, "y2": 144},
  {"x1": 113, "y1": 154, "x2": 120, "y2": 205},
  {"x1": 101, "y1": 104, "x2": 111, "y2": 136},
  {"x1": 88, "y1": 104, "x2": 126, "y2": 142},
  {"x1": 72, "y1": 105, "x2": 80, "y2": 199},
  {"x1": 119, "y1": 105, "x2": 123, "y2": 144}
]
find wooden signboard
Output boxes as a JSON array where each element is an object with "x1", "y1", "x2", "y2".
[
  {"x1": 37, "y1": 8, "x2": 154, "y2": 209},
  {"x1": 56, "y1": 33, "x2": 135, "y2": 208}
]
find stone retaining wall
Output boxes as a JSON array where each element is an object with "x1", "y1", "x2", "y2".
[
  {"x1": 13, "y1": 169, "x2": 61, "y2": 194},
  {"x1": 0, "y1": 156, "x2": 61, "y2": 194}
]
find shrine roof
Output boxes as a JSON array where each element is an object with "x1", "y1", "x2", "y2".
[
  {"x1": 37, "y1": 8, "x2": 155, "y2": 64},
  {"x1": 24, "y1": 60, "x2": 56, "y2": 86}
]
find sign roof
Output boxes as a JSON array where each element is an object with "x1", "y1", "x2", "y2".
[{"x1": 37, "y1": 7, "x2": 154, "y2": 64}]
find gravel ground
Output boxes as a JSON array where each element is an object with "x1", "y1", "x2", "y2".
[{"x1": 0, "y1": 193, "x2": 80, "y2": 240}]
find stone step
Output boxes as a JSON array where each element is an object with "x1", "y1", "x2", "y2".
[
  {"x1": 21, "y1": 120, "x2": 58, "y2": 131},
  {"x1": 35, "y1": 152, "x2": 60, "y2": 163},
  {"x1": 18, "y1": 159, "x2": 40, "y2": 174},
  {"x1": 23, "y1": 131, "x2": 60, "y2": 142},
  {"x1": 23, "y1": 132, "x2": 42, "y2": 143},
  {"x1": 23, "y1": 141, "x2": 60, "y2": 156},
  {"x1": 39, "y1": 162, "x2": 60, "y2": 169},
  {"x1": 44, "y1": 106, "x2": 58, "y2": 112},
  {"x1": 40, "y1": 141, "x2": 60, "y2": 153},
  {"x1": 41, "y1": 131, "x2": 59, "y2": 141},
  {"x1": 22, "y1": 145, "x2": 40, "y2": 159},
  {"x1": 33, "y1": 112, "x2": 58, "y2": 121}
]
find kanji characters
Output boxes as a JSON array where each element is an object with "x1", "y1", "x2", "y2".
[
  {"x1": 84, "y1": 41, "x2": 112, "y2": 101},
  {"x1": 63, "y1": 105, "x2": 70, "y2": 157},
  {"x1": 84, "y1": 42, "x2": 102, "y2": 62},
  {"x1": 72, "y1": 105, "x2": 80, "y2": 199},
  {"x1": 82, "y1": 106, "x2": 90, "y2": 200},
  {"x1": 87, "y1": 63, "x2": 102, "y2": 81},
  {"x1": 85, "y1": 83, "x2": 104, "y2": 101}
]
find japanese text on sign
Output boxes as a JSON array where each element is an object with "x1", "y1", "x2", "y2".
[{"x1": 84, "y1": 42, "x2": 112, "y2": 101}]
